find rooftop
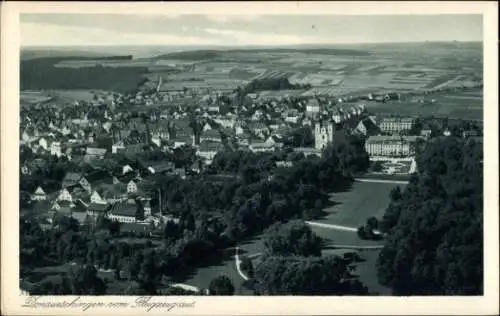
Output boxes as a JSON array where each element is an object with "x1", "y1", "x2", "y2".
[{"x1": 366, "y1": 135, "x2": 421, "y2": 143}]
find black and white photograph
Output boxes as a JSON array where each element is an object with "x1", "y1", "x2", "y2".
[{"x1": 1, "y1": 1, "x2": 498, "y2": 315}]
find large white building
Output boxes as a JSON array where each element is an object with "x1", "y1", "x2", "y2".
[
  {"x1": 314, "y1": 121, "x2": 334, "y2": 150},
  {"x1": 379, "y1": 117, "x2": 415, "y2": 134},
  {"x1": 365, "y1": 135, "x2": 420, "y2": 157}
]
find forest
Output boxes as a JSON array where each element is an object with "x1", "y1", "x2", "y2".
[
  {"x1": 240, "y1": 77, "x2": 311, "y2": 94},
  {"x1": 376, "y1": 136, "x2": 483, "y2": 295},
  {"x1": 20, "y1": 57, "x2": 149, "y2": 93}
]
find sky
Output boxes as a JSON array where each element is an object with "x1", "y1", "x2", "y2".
[{"x1": 21, "y1": 14, "x2": 483, "y2": 47}]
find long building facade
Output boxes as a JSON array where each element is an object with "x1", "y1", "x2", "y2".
[
  {"x1": 365, "y1": 135, "x2": 420, "y2": 157},
  {"x1": 379, "y1": 117, "x2": 415, "y2": 134}
]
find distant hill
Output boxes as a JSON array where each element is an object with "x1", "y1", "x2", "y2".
[
  {"x1": 20, "y1": 48, "x2": 128, "y2": 61},
  {"x1": 150, "y1": 48, "x2": 371, "y2": 61}
]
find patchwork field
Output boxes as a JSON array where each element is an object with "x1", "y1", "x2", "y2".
[{"x1": 364, "y1": 88, "x2": 483, "y2": 119}]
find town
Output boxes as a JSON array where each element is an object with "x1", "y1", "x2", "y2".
[
  {"x1": 20, "y1": 69, "x2": 483, "y2": 295},
  {"x1": 17, "y1": 13, "x2": 484, "y2": 296}
]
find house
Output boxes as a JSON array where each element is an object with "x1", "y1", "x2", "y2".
[
  {"x1": 31, "y1": 186, "x2": 47, "y2": 201},
  {"x1": 87, "y1": 203, "x2": 110, "y2": 218},
  {"x1": 84, "y1": 147, "x2": 107, "y2": 162},
  {"x1": 112, "y1": 141, "x2": 125, "y2": 154},
  {"x1": 306, "y1": 99, "x2": 321, "y2": 116},
  {"x1": 207, "y1": 105, "x2": 220, "y2": 113},
  {"x1": 108, "y1": 199, "x2": 144, "y2": 223},
  {"x1": 171, "y1": 134, "x2": 195, "y2": 148},
  {"x1": 293, "y1": 147, "x2": 322, "y2": 157},
  {"x1": 62, "y1": 173, "x2": 91, "y2": 192},
  {"x1": 197, "y1": 141, "x2": 225, "y2": 164},
  {"x1": 214, "y1": 117, "x2": 235, "y2": 129},
  {"x1": 122, "y1": 143, "x2": 148, "y2": 156},
  {"x1": 202, "y1": 122, "x2": 212, "y2": 131},
  {"x1": 276, "y1": 160, "x2": 293, "y2": 168},
  {"x1": 35, "y1": 137, "x2": 48, "y2": 152},
  {"x1": 462, "y1": 130, "x2": 479, "y2": 138},
  {"x1": 57, "y1": 186, "x2": 90, "y2": 204},
  {"x1": 248, "y1": 122, "x2": 269, "y2": 138},
  {"x1": 51, "y1": 200, "x2": 74, "y2": 214},
  {"x1": 234, "y1": 123, "x2": 245, "y2": 135},
  {"x1": 127, "y1": 180, "x2": 138, "y2": 194},
  {"x1": 146, "y1": 161, "x2": 175, "y2": 174},
  {"x1": 200, "y1": 129, "x2": 222, "y2": 143},
  {"x1": 285, "y1": 114, "x2": 300, "y2": 124},
  {"x1": 90, "y1": 190, "x2": 107, "y2": 205},
  {"x1": 122, "y1": 164, "x2": 134, "y2": 175},
  {"x1": 91, "y1": 183, "x2": 127, "y2": 204},
  {"x1": 302, "y1": 118, "x2": 312, "y2": 126},
  {"x1": 354, "y1": 118, "x2": 380, "y2": 137},
  {"x1": 420, "y1": 129, "x2": 432, "y2": 139},
  {"x1": 249, "y1": 141, "x2": 283, "y2": 153}
]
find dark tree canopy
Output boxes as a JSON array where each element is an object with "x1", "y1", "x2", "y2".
[
  {"x1": 255, "y1": 255, "x2": 368, "y2": 295},
  {"x1": 377, "y1": 136, "x2": 483, "y2": 295},
  {"x1": 262, "y1": 220, "x2": 322, "y2": 257},
  {"x1": 208, "y1": 275, "x2": 235, "y2": 295}
]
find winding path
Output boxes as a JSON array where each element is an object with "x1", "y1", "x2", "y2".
[
  {"x1": 234, "y1": 246, "x2": 249, "y2": 281},
  {"x1": 305, "y1": 221, "x2": 358, "y2": 232},
  {"x1": 305, "y1": 221, "x2": 382, "y2": 236}
]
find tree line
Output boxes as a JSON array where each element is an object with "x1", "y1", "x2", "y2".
[{"x1": 376, "y1": 136, "x2": 483, "y2": 295}]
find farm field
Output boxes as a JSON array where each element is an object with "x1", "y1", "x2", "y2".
[
  {"x1": 364, "y1": 89, "x2": 483, "y2": 119},
  {"x1": 49, "y1": 89, "x2": 112, "y2": 102},
  {"x1": 20, "y1": 91, "x2": 54, "y2": 105}
]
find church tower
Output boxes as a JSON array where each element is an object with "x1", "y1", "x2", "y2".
[{"x1": 314, "y1": 121, "x2": 334, "y2": 150}]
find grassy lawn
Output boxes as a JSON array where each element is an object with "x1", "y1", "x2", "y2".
[
  {"x1": 317, "y1": 181, "x2": 406, "y2": 228},
  {"x1": 353, "y1": 249, "x2": 392, "y2": 295}
]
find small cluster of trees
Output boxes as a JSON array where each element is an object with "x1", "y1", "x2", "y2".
[
  {"x1": 252, "y1": 220, "x2": 368, "y2": 295},
  {"x1": 283, "y1": 126, "x2": 314, "y2": 148},
  {"x1": 357, "y1": 216, "x2": 381, "y2": 240},
  {"x1": 239, "y1": 77, "x2": 311, "y2": 94}
]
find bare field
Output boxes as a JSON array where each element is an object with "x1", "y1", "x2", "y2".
[
  {"x1": 365, "y1": 89, "x2": 483, "y2": 119},
  {"x1": 20, "y1": 91, "x2": 53, "y2": 104}
]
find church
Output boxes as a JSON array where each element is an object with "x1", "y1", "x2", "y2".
[{"x1": 314, "y1": 121, "x2": 335, "y2": 150}]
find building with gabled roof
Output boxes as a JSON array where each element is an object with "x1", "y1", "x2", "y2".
[
  {"x1": 31, "y1": 186, "x2": 47, "y2": 201},
  {"x1": 108, "y1": 199, "x2": 140, "y2": 223}
]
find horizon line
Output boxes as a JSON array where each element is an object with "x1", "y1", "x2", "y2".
[{"x1": 21, "y1": 40, "x2": 483, "y2": 48}]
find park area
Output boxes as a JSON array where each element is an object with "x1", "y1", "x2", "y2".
[
  {"x1": 22, "y1": 180, "x2": 406, "y2": 295},
  {"x1": 180, "y1": 180, "x2": 406, "y2": 294}
]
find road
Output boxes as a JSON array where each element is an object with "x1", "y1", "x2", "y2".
[{"x1": 355, "y1": 178, "x2": 409, "y2": 185}]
